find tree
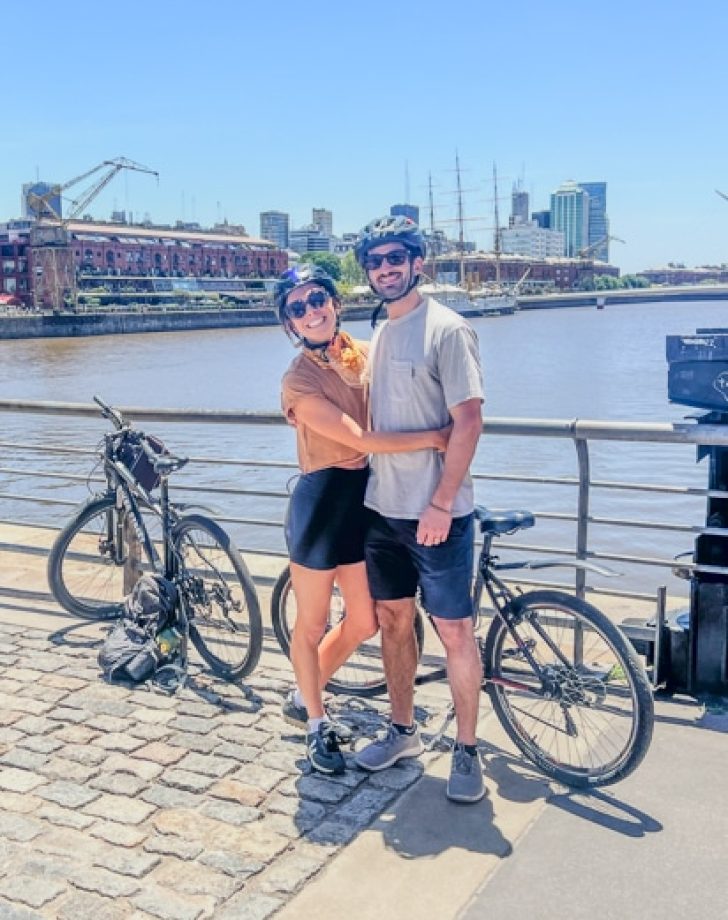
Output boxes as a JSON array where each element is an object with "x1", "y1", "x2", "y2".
[
  {"x1": 299, "y1": 252, "x2": 342, "y2": 281},
  {"x1": 340, "y1": 250, "x2": 366, "y2": 286}
]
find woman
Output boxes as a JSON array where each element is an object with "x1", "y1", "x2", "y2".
[{"x1": 276, "y1": 264, "x2": 448, "y2": 775}]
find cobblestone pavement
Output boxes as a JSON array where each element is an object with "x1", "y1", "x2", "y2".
[{"x1": 0, "y1": 620, "x2": 453, "y2": 919}]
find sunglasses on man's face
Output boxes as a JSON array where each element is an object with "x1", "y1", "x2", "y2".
[
  {"x1": 362, "y1": 249, "x2": 410, "y2": 271},
  {"x1": 286, "y1": 290, "x2": 330, "y2": 320}
]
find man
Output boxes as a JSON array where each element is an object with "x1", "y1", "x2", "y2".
[{"x1": 353, "y1": 216, "x2": 486, "y2": 803}]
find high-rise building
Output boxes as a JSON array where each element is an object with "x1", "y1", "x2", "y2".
[
  {"x1": 22, "y1": 181, "x2": 62, "y2": 219},
  {"x1": 501, "y1": 223, "x2": 565, "y2": 259},
  {"x1": 390, "y1": 203, "x2": 420, "y2": 224},
  {"x1": 312, "y1": 208, "x2": 333, "y2": 236},
  {"x1": 509, "y1": 186, "x2": 529, "y2": 227},
  {"x1": 532, "y1": 210, "x2": 551, "y2": 229},
  {"x1": 289, "y1": 226, "x2": 331, "y2": 254},
  {"x1": 260, "y1": 211, "x2": 289, "y2": 249},
  {"x1": 578, "y1": 182, "x2": 608, "y2": 261},
  {"x1": 550, "y1": 181, "x2": 589, "y2": 257}
]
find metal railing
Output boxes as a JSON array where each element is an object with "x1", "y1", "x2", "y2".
[{"x1": 2, "y1": 398, "x2": 728, "y2": 611}]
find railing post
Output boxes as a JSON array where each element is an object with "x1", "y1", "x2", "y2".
[{"x1": 574, "y1": 436, "x2": 591, "y2": 601}]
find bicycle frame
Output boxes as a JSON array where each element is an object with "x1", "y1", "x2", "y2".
[
  {"x1": 93, "y1": 424, "x2": 179, "y2": 583},
  {"x1": 415, "y1": 529, "x2": 618, "y2": 694}
]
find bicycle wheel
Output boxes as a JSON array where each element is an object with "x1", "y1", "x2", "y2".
[
  {"x1": 173, "y1": 514, "x2": 262, "y2": 681},
  {"x1": 271, "y1": 565, "x2": 426, "y2": 698},
  {"x1": 483, "y1": 590, "x2": 654, "y2": 788},
  {"x1": 47, "y1": 494, "x2": 155, "y2": 620}
]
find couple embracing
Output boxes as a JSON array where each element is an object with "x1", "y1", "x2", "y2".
[{"x1": 276, "y1": 217, "x2": 485, "y2": 804}]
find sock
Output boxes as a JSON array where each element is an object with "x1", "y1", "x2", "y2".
[
  {"x1": 392, "y1": 722, "x2": 416, "y2": 735},
  {"x1": 460, "y1": 743, "x2": 478, "y2": 757},
  {"x1": 293, "y1": 688, "x2": 305, "y2": 709},
  {"x1": 308, "y1": 717, "x2": 325, "y2": 734}
]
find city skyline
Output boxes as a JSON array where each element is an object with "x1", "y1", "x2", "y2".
[{"x1": 2, "y1": 0, "x2": 726, "y2": 275}]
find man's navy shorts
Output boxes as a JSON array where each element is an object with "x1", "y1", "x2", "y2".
[
  {"x1": 364, "y1": 510, "x2": 474, "y2": 620},
  {"x1": 285, "y1": 466, "x2": 369, "y2": 570}
]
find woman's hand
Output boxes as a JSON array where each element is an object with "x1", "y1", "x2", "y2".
[{"x1": 432, "y1": 423, "x2": 452, "y2": 452}]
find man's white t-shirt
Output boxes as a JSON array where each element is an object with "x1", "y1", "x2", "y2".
[{"x1": 364, "y1": 297, "x2": 484, "y2": 519}]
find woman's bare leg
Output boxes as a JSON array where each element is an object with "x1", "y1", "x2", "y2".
[
  {"x1": 316, "y1": 561, "x2": 378, "y2": 685},
  {"x1": 289, "y1": 563, "x2": 336, "y2": 720}
]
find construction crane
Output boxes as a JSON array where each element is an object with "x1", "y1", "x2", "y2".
[
  {"x1": 27, "y1": 158, "x2": 159, "y2": 222},
  {"x1": 29, "y1": 158, "x2": 158, "y2": 312},
  {"x1": 716, "y1": 189, "x2": 728, "y2": 203},
  {"x1": 577, "y1": 235, "x2": 625, "y2": 260}
]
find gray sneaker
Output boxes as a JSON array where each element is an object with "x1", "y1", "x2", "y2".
[
  {"x1": 355, "y1": 724, "x2": 424, "y2": 772},
  {"x1": 281, "y1": 691, "x2": 353, "y2": 744},
  {"x1": 446, "y1": 743, "x2": 486, "y2": 803}
]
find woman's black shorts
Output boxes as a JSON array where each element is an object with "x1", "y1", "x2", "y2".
[{"x1": 285, "y1": 466, "x2": 370, "y2": 570}]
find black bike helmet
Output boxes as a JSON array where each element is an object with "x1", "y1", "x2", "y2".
[
  {"x1": 273, "y1": 264, "x2": 339, "y2": 323},
  {"x1": 353, "y1": 215, "x2": 427, "y2": 267}
]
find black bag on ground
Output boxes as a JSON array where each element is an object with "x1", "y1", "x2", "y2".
[{"x1": 98, "y1": 574, "x2": 178, "y2": 683}]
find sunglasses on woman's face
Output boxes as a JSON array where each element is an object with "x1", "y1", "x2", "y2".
[
  {"x1": 362, "y1": 249, "x2": 410, "y2": 271},
  {"x1": 286, "y1": 290, "x2": 329, "y2": 320}
]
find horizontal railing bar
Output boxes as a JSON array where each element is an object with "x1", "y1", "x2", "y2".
[
  {"x1": 0, "y1": 400, "x2": 286, "y2": 426},
  {"x1": 0, "y1": 469, "x2": 292, "y2": 500},
  {"x1": 0, "y1": 493, "x2": 79, "y2": 507},
  {"x1": 472, "y1": 472, "x2": 579, "y2": 486},
  {"x1": 1, "y1": 465, "x2": 715, "y2": 520},
  {"x1": 0, "y1": 467, "x2": 100, "y2": 484},
  {"x1": 0, "y1": 442, "x2": 96, "y2": 456},
  {"x1": 0, "y1": 443, "x2": 299, "y2": 470},
  {"x1": 587, "y1": 549, "x2": 683, "y2": 568},
  {"x1": 590, "y1": 478, "x2": 723, "y2": 498},
  {"x1": 2, "y1": 400, "x2": 728, "y2": 446},
  {"x1": 208, "y1": 515, "x2": 283, "y2": 529},
  {"x1": 2, "y1": 449, "x2": 721, "y2": 503},
  {"x1": 588, "y1": 515, "x2": 699, "y2": 533},
  {"x1": 586, "y1": 585, "x2": 664, "y2": 602}
]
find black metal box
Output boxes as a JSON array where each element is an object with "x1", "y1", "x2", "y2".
[{"x1": 666, "y1": 328, "x2": 728, "y2": 412}]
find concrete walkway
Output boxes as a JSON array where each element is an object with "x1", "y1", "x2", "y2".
[{"x1": 0, "y1": 548, "x2": 725, "y2": 919}]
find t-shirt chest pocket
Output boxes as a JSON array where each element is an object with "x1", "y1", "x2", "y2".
[
  {"x1": 388, "y1": 359, "x2": 431, "y2": 402},
  {"x1": 387, "y1": 359, "x2": 412, "y2": 402}
]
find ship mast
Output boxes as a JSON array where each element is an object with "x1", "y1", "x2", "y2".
[
  {"x1": 455, "y1": 151, "x2": 466, "y2": 287},
  {"x1": 493, "y1": 162, "x2": 502, "y2": 287},
  {"x1": 428, "y1": 172, "x2": 437, "y2": 279}
]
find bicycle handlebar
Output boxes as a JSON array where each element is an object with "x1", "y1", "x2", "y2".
[{"x1": 93, "y1": 395, "x2": 125, "y2": 431}]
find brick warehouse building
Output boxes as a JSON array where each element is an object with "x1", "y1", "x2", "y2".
[{"x1": 1, "y1": 219, "x2": 288, "y2": 310}]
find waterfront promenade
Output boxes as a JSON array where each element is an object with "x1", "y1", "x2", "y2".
[{"x1": 1, "y1": 525, "x2": 727, "y2": 919}]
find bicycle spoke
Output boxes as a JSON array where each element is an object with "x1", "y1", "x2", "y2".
[{"x1": 486, "y1": 591, "x2": 653, "y2": 787}]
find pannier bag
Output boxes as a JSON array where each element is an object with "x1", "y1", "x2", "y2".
[
  {"x1": 117, "y1": 433, "x2": 168, "y2": 492},
  {"x1": 98, "y1": 574, "x2": 179, "y2": 683}
]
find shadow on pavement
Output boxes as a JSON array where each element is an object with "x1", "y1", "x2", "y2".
[
  {"x1": 377, "y1": 774, "x2": 512, "y2": 860},
  {"x1": 547, "y1": 788, "x2": 662, "y2": 838}
]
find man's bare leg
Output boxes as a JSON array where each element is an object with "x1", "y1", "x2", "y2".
[
  {"x1": 377, "y1": 597, "x2": 418, "y2": 726},
  {"x1": 431, "y1": 616, "x2": 481, "y2": 744}
]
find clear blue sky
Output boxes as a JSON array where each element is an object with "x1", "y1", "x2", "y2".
[{"x1": 2, "y1": 0, "x2": 726, "y2": 273}]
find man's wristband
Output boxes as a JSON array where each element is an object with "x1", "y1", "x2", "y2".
[{"x1": 429, "y1": 501, "x2": 452, "y2": 514}]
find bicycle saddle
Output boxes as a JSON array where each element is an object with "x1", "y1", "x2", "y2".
[{"x1": 473, "y1": 505, "x2": 535, "y2": 535}]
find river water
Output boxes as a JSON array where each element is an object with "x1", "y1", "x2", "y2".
[{"x1": 1, "y1": 299, "x2": 726, "y2": 596}]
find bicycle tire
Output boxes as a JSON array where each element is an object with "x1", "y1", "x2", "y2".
[
  {"x1": 271, "y1": 564, "x2": 426, "y2": 698},
  {"x1": 483, "y1": 590, "x2": 654, "y2": 788},
  {"x1": 173, "y1": 514, "x2": 262, "y2": 681},
  {"x1": 47, "y1": 494, "x2": 154, "y2": 620}
]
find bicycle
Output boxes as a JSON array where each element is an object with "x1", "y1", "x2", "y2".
[
  {"x1": 47, "y1": 396, "x2": 263, "y2": 682},
  {"x1": 271, "y1": 506, "x2": 654, "y2": 788}
]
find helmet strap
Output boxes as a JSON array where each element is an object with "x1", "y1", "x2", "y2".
[
  {"x1": 369, "y1": 259, "x2": 421, "y2": 327},
  {"x1": 301, "y1": 312, "x2": 341, "y2": 362}
]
